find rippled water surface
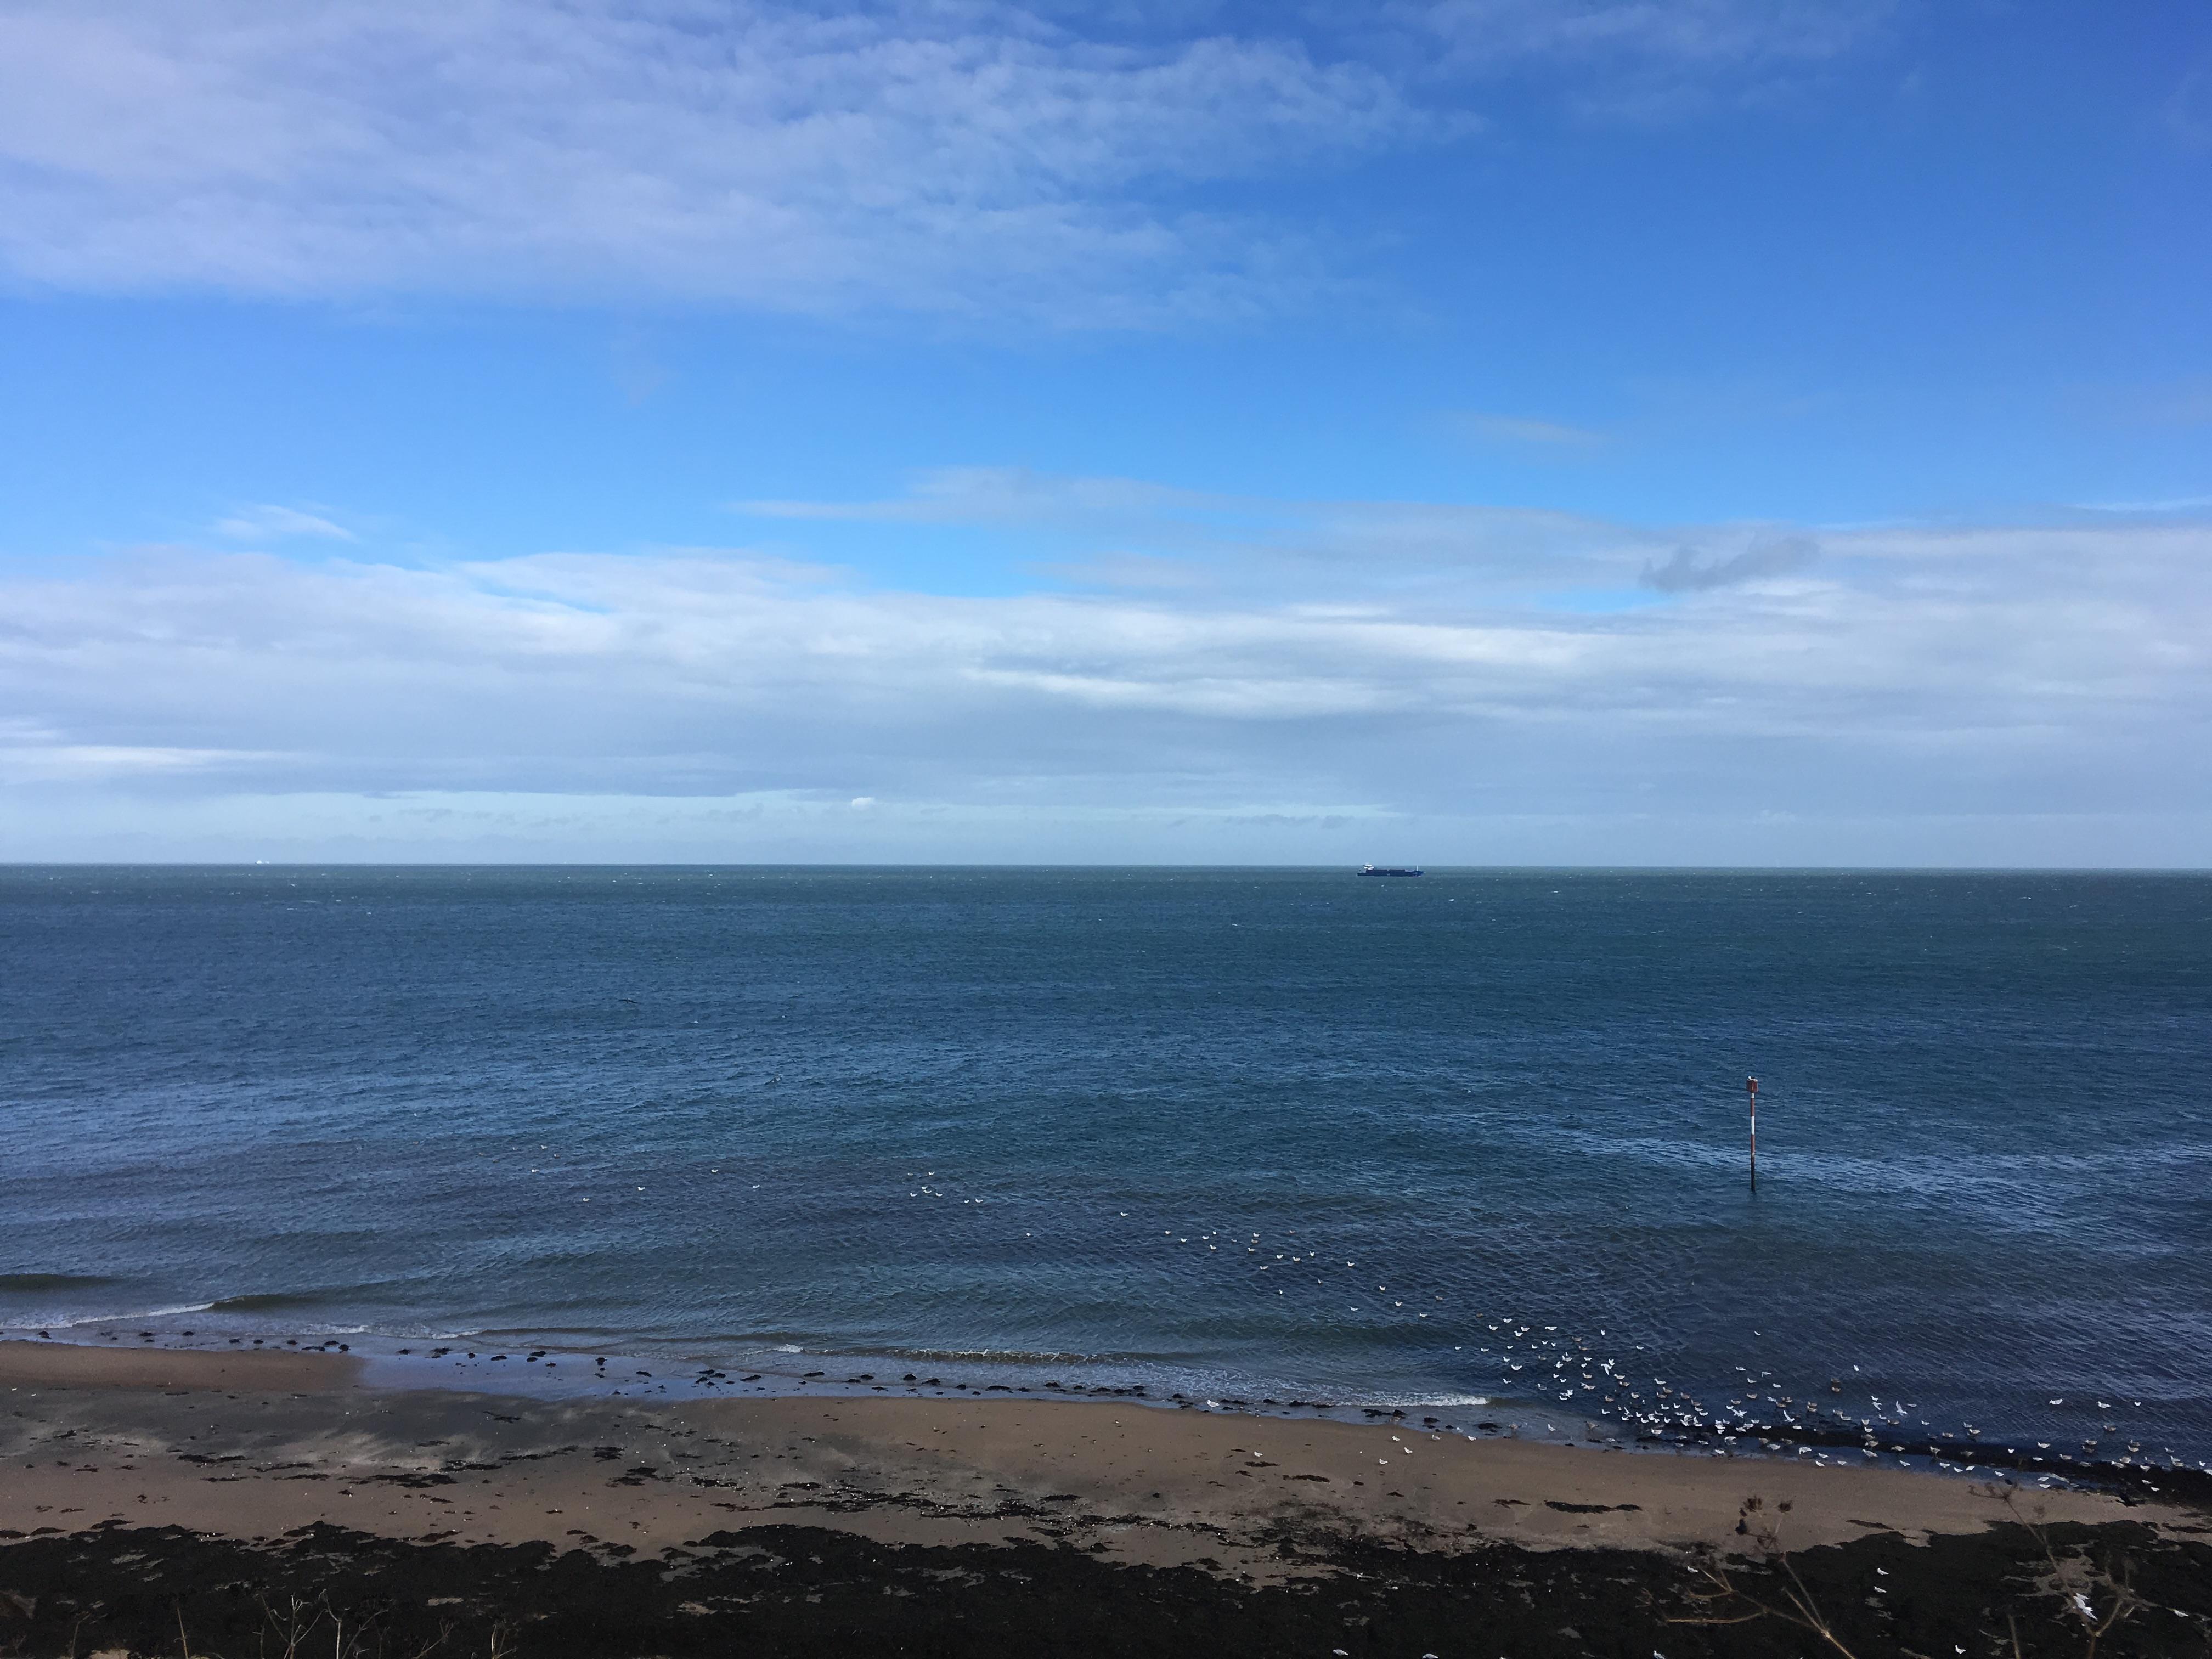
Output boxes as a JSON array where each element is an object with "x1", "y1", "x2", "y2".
[{"x1": 3, "y1": 866, "x2": 2207, "y2": 1463}]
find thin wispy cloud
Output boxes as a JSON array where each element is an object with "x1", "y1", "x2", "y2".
[
  {"x1": 1034, "y1": 554, "x2": 1211, "y2": 590},
  {"x1": 2070, "y1": 375, "x2": 2212, "y2": 430},
  {"x1": 0, "y1": 718, "x2": 284, "y2": 785},
  {"x1": 2163, "y1": 55, "x2": 2212, "y2": 153},
  {"x1": 1455, "y1": 411, "x2": 1608, "y2": 449},
  {"x1": 736, "y1": 467, "x2": 1660, "y2": 585},
  {"x1": 1412, "y1": 0, "x2": 1888, "y2": 70},
  {"x1": 211, "y1": 504, "x2": 356, "y2": 543},
  {"x1": 2072, "y1": 495, "x2": 2212, "y2": 516},
  {"x1": 740, "y1": 468, "x2": 1242, "y2": 528},
  {"x1": 1409, "y1": 0, "x2": 1894, "y2": 120},
  {"x1": 1641, "y1": 534, "x2": 1816, "y2": 591}
]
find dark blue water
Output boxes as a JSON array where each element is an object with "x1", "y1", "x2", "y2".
[{"x1": 3, "y1": 867, "x2": 2207, "y2": 1470}]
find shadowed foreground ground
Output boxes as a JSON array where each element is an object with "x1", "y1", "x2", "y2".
[{"x1": 3, "y1": 1515, "x2": 2210, "y2": 1657}]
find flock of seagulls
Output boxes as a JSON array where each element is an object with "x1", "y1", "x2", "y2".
[
  {"x1": 1047, "y1": 1207, "x2": 2207, "y2": 1486},
  {"x1": 476, "y1": 1155, "x2": 2207, "y2": 1487}
]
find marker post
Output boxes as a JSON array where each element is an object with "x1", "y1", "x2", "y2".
[{"x1": 1747, "y1": 1076, "x2": 1759, "y2": 1191}]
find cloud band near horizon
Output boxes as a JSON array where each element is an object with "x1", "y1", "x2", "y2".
[{"x1": 3, "y1": 482, "x2": 2205, "y2": 864}]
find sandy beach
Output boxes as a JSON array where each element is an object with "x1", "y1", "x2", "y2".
[{"x1": 3, "y1": 1339, "x2": 2208, "y2": 1655}]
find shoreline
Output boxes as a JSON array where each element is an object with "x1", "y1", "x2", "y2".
[
  {"x1": 4, "y1": 1339, "x2": 2204, "y2": 1560},
  {"x1": 7, "y1": 1325, "x2": 2204, "y2": 1509},
  {"x1": 5, "y1": 1340, "x2": 2210, "y2": 1656}
]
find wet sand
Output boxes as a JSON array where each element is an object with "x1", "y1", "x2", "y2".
[
  {"x1": 3, "y1": 1340, "x2": 2209, "y2": 1656},
  {"x1": 0, "y1": 1340, "x2": 363, "y2": 1394}
]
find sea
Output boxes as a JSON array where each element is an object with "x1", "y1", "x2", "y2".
[{"x1": 3, "y1": 866, "x2": 2207, "y2": 1474}]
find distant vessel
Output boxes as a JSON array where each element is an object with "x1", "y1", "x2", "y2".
[{"x1": 1358, "y1": 864, "x2": 1424, "y2": 877}]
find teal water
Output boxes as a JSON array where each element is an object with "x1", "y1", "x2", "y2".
[{"x1": 2, "y1": 867, "x2": 2207, "y2": 1468}]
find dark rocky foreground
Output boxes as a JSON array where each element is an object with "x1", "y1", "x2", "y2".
[{"x1": 1, "y1": 1517, "x2": 2208, "y2": 1658}]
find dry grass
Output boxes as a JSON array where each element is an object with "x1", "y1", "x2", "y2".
[{"x1": 144, "y1": 1593, "x2": 493, "y2": 1659}]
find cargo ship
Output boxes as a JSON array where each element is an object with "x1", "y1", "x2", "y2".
[{"x1": 1357, "y1": 864, "x2": 1424, "y2": 877}]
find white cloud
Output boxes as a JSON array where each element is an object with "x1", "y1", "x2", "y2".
[
  {"x1": 2, "y1": 499, "x2": 2206, "y2": 864},
  {"x1": 0, "y1": 0, "x2": 1432, "y2": 323},
  {"x1": 0, "y1": 0, "x2": 1899, "y2": 322}
]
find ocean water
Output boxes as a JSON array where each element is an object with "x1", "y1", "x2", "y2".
[{"x1": 3, "y1": 866, "x2": 2207, "y2": 1468}]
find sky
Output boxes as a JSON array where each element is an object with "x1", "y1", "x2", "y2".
[{"x1": 1, "y1": 0, "x2": 2207, "y2": 865}]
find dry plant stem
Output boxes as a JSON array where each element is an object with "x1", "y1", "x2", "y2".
[
  {"x1": 1773, "y1": 1549, "x2": 1861, "y2": 1659},
  {"x1": 1665, "y1": 1498, "x2": 1860, "y2": 1659},
  {"x1": 1673, "y1": 1564, "x2": 1861, "y2": 1659},
  {"x1": 1999, "y1": 1487, "x2": 2141, "y2": 1656},
  {"x1": 258, "y1": 1593, "x2": 314, "y2": 1659}
]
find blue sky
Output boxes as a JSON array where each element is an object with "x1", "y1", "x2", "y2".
[{"x1": 1, "y1": 0, "x2": 2207, "y2": 862}]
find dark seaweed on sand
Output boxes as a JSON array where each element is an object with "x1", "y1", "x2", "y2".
[{"x1": 2, "y1": 1516, "x2": 2208, "y2": 1658}]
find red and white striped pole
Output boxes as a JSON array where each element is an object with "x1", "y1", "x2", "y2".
[{"x1": 1747, "y1": 1076, "x2": 1759, "y2": 1191}]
